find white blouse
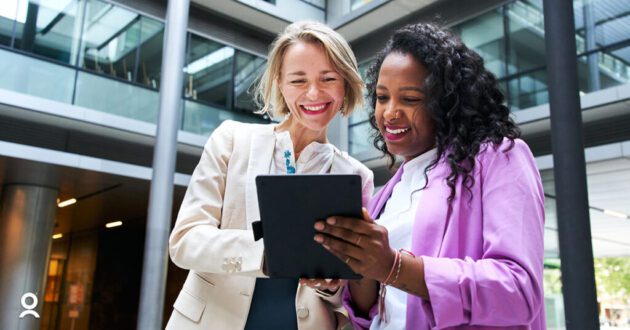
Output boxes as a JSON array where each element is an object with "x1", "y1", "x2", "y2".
[
  {"x1": 370, "y1": 148, "x2": 437, "y2": 330},
  {"x1": 270, "y1": 130, "x2": 334, "y2": 175}
]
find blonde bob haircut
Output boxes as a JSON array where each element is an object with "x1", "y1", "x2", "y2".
[{"x1": 255, "y1": 21, "x2": 364, "y2": 118}]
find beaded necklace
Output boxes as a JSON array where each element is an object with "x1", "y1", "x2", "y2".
[{"x1": 284, "y1": 150, "x2": 296, "y2": 174}]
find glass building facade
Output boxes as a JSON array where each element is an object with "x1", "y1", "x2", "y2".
[
  {"x1": 348, "y1": 0, "x2": 630, "y2": 158},
  {"x1": 0, "y1": 0, "x2": 269, "y2": 137}
]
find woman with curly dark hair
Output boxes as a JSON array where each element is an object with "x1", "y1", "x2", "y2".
[{"x1": 311, "y1": 23, "x2": 546, "y2": 329}]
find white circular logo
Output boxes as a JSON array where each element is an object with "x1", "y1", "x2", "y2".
[{"x1": 19, "y1": 292, "x2": 40, "y2": 319}]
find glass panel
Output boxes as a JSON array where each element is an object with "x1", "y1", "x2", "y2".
[
  {"x1": 74, "y1": 71, "x2": 159, "y2": 123},
  {"x1": 505, "y1": 1, "x2": 547, "y2": 76},
  {"x1": 577, "y1": 46, "x2": 630, "y2": 93},
  {"x1": 350, "y1": 0, "x2": 375, "y2": 12},
  {"x1": 301, "y1": 0, "x2": 325, "y2": 9},
  {"x1": 455, "y1": 8, "x2": 506, "y2": 78},
  {"x1": 349, "y1": 60, "x2": 373, "y2": 125},
  {"x1": 233, "y1": 50, "x2": 265, "y2": 112},
  {"x1": 507, "y1": 68, "x2": 548, "y2": 111},
  {"x1": 135, "y1": 16, "x2": 163, "y2": 89},
  {"x1": 79, "y1": 0, "x2": 140, "y2": 82},
  {"x1": 184, "y1": 34, "x2": 234, "y2": 107},
  {"x1": 0, "y1": 0, "x2": 22, "y2": 46},
  {"x1": 13, "y1": 0, "x2": 83, "y2": 64},
  {"x1": 574, "y1": 0, "x2": 630, "y2": 50},
  {"x1": 349, "y1": 121, "x2": 374, "y2": 157},
  {"x1": 0, "y1": 47, "x2": 74, "y2": 102},
  {"x1": 182, "y1": 100, "x2": 267, "y2": 137}
]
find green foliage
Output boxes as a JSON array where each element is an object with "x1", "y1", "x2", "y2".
[{"x1": 594, "y1": 257, "x2": 630, "y2": 301}]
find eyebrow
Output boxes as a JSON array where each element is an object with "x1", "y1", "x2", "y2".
[
  {"x1": 376, "y1": 85, "x2": 423, "y2": 93},
  {"x1": 400, "y1": 86, "x2": 424, "y2": 92},
  {"x1": 287, "y1": 70, "x2": 337, "y2": 76}
]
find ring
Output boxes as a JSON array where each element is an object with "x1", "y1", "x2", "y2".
[
  {"x1": 344, "y1": 257, "x2": 351, "y2": 264},
  {"x1": 355, "y1": 235, "x2": 362, "y2": 246}
]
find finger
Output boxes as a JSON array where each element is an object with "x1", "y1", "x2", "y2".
[
  {"x1": 362, "y1": 207, "x2": 375, "y2": 223},
  {"x1": 316, "y1": 234, "x2": 363, "y2": 260},
  {"x1": 325, "y1": 216, "x2": 376, "y2": 234},
  {"x1": 324, "y1": 244, "x2": 359, "y2": 271},
  {"x1": 314, "y1": 221, "x2": 360, "y2": 244}
]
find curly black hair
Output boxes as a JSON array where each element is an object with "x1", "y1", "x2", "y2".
[{"x1": 367, "y1": 23, "x2": 520, "y2": 202}]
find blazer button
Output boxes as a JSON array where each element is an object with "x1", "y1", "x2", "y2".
[{"x1": 296, "y1": 307, "x2": 309, "y2": 319}]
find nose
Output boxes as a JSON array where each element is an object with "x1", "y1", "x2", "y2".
[
  {"x1": 306, "y1": 83, "x2": 321, "y2": 100},
  {"x1": 382, "y1": 102, "x2": 399, "y2": 121}
]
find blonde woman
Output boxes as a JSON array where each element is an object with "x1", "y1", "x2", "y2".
[{"x1": 166, "y1": 21, "x2": 374, "y2": 330}]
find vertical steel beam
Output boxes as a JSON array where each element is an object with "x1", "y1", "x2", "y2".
[
  {"x1": 136, "y1": 0, "x2": 190, "y2": 329},
  {"x1": 542, "y1": 0, "x2": 599, "y2": 328}
]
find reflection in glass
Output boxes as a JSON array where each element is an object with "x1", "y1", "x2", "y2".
[
  {"x1": 0, "y1": 0, "x2": 22, "y2": 46},
  {"x1": 577, "y1": 47, "x2": 630, "y2": 93},
  {"x1": 507, "y1": 68, "x2": 548, "y2": 110},
  {"x1": 183, "y1": 100, "x2": 267, "y2": 136},
  {"x1": 456, "y1": 9, "x2": 506, "y2": 78},
  {"x1": 135, "y1": 16, "x2": 163, "y2": 89},
  {"x1": 350, "y1": 0, "x2": 375, "y2": 12},
  {"x1": 80, "y1": 0, "x2": 140, "y2": 81},
  {"x1": 505, "y1": 1, "x2": 546, "y2": 76},
  {"x1": 184, "y1": 34, "x2": 234, "y2": 107},
  {"x1": 234, "y1": 50, "x2": 265, "y2": 112},
  {"x1": 74, "y1": 71, "x2": 159, "y2": 123},
  {"x1": 0, "y1": 47, "x2": 75, "y2": 102},
  {"x1": 12, "y1": 0, "x2": 83, "y2": 64}
]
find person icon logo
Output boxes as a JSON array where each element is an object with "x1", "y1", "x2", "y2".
[{"x1": 19, "y1": 292, "x2": 40, "y2": 319}]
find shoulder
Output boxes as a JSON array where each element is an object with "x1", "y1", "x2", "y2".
[
  {"x1": 475, "y1": 138, "x2": 538, "y2": 177},
  {"x1": 215, "y1": 120, "x2": 274, "y2": 133},
  {"x1": 207, "y1": 120, "x2": 274, "y2": 144},
  {"x1": 477, "y1": 138, "x2": 533, "y2": 162}
]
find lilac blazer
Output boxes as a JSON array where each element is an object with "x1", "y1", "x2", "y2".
[{"x1": 343, "y1": 138, "x2": 546, "y2": 329}]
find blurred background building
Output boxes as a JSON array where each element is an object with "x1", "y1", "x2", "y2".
[{"x1": 0, "y1": 0, "x2": 628, "y2": 329}]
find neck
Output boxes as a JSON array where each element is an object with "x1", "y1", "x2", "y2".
[{"x1": 276, "y1": 116, "x2": 328, "y2": 155}]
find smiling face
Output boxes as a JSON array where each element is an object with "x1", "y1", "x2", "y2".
[
  {"x1": 375, "y1": 52, "x2": 436, "y2": 161},
  {"x1": 278, "y1": 41, "x2": 345, "y2": 135}
]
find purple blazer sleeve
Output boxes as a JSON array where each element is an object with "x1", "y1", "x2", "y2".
[
  {"x1": 420, "y1": 140, "x2": 545, "y2": 327},
  {"x1": 341, "y1": 285, "x2": 379, "y2": 330}
]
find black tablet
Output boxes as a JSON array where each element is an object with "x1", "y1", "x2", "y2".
[{"x1": 253, "y1": 174, "x2": 363, "y2": 279}]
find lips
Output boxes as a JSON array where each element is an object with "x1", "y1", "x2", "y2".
[
  {"x1": 300, "y1": 102, "x2": 331, "y2": 115},
  {"x1": 383, "y1": 125, "x2": 410, "y2": 141}
]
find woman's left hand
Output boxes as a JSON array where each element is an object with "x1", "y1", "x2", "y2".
[{"x1": 314, "y1": 208, "x2": 396, "y2": 282}]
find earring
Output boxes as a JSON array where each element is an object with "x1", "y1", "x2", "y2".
[{"x1": 339, "y1": 98, "x2": 347, "y2": 114}]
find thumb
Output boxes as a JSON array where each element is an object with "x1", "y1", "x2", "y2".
[{"x1": 362, "y1": 207, "x2": 375, "y2": 223}]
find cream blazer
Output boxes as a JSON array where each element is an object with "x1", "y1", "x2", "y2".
[{"x1": 166, "y1": 120, "x2": 374, "y2": 330}]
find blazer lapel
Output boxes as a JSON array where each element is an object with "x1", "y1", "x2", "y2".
[
  {"x1": 245, "y1": 126, "x2": 276, "y2": 229},
  {"x1": 410, "y1": 159, "x2": 454, "y2": 257},
  {"x1": 368, "y1": 165, "x2": 404, "y2": 219}
]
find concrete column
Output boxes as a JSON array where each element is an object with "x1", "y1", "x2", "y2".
[
  {"x1": 136, "y1": 0, "x2": 190, "y2": 329},
  {"x1": 0, "y1": 185, "x2": 57, "y2": 330}
]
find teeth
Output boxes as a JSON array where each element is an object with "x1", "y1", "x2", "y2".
[
  {"x1": 302, "y1": 104, "x2": 326, "y2": 111},
  {"x1": 386, "y1": 127, "x2": 410, "y2": 134}
]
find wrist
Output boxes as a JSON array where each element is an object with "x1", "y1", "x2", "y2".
[{"x1": 381, "y1": 248, "x2": 399, "y2": 283}]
